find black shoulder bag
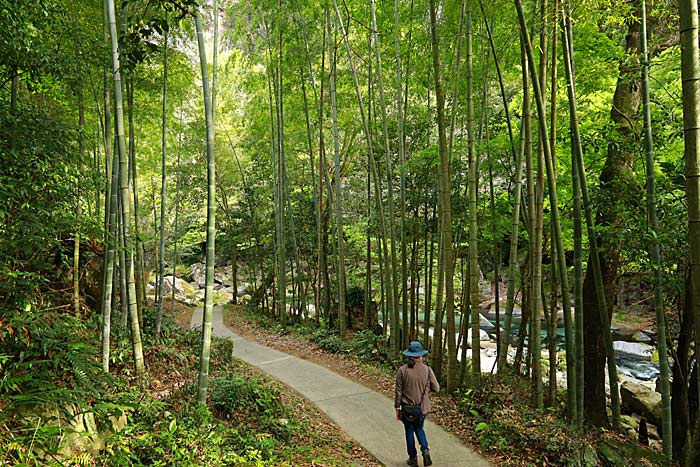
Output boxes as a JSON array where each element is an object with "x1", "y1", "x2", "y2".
[{"x1": 400, "y1": 371, "x2": 430, "y2": 423}]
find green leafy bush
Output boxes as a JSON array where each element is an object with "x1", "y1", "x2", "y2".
[
  {"x1": 105, "y1": 394, "x2": 277, "y2": 466},
  {"x1": 0, "y1": 105, "x2": 98, "y2": 313},
  {"x1": 140, "y1": 307, "x2": 180, "y2": 339},
  {"x1": 346, "y1": 286, "x2": 365, "y2": 308},
  {"x1": 210, "y1": 376, "x2": 296, "y2": 441},
  {"x1": 457, "y1": 376, "x2": 594, "y2": 466},
  {"x1": 174, "y1": 264, "x2": 193, "y2": 283},
  {"x1": 311, "y1": 327, "x2": 345, "y2": 353},
  {"x1": 210, "y1": 376, "x2": 284, "y2": 417},
  {"x1": 0, "y1": 309, "x2": 122, "y2": 465},
  {"x1": 346, "y1": 330, "x2": 386, "y2": 363}
]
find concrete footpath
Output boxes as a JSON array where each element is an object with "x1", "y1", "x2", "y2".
[{"x1": 191, "y1": 306, "x2": 491, "y2": 467}]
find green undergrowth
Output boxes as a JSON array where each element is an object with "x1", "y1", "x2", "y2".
[
  {"x1": 0, "y1": 308, "x2": 367, "y2": 466},
  {"x1": 229, "y1": 305, "x2": 669, "y2": 467},
  {"x1": 232, "y1": 304, "x2": 395, "y2": 373},
  {"x1": 456, "y1": 373, "x2": 666, "y2": 467},
  {"x1": 457, "y1": 374, "x2": 596, "y2": 466}
]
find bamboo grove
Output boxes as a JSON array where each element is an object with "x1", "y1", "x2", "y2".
[{"x1": 3, "y1": 0, "x2": 700, "y2": 464}]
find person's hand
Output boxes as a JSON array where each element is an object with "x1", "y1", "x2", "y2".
[{"x1": 395, "y1": 408, "x2": 401, "y2": 421}]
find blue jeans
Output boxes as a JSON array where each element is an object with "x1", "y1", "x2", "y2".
[{"x1": 402, "y1": 415, "x2": 429, "y2": 458}]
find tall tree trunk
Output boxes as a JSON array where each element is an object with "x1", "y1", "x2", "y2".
[
  {"x1": 99, "y1": 15, "x2": 119, "y2": 367},
  {"x1": 515, "y1": 0, "x2": 576, "y2": 419},
  {"x1": 488, "y1": 160, "x2": 500, "y2": 370},
  {"x1": 513, "y1": 38, "x2": 533, "y2": 376},
  {"x1": 429, "y1": 0, "x2": 455, "y2": 385},
  {"x1": 171, "y1": 114, "x2": 183, "y2": 315},
  {"x1": 127, "y1": 78, "x2": 146, "y2": 324},
  {"x1": 74, "y1": 83, "x2": 85, "y2": 315},
  {"x1": 561, "y1": 4, "x2": 585, "y2": 426},
  {"x1": 410, "y1": 220, "x2": 419, "y2": 339},
  {"x1": 118, "y1": 197, "x2": 128, "y2": 329},
  {"x1": 365, "y1": 30, "x2": 373, "y2": 329},
  {"x1": 466, "y1": 0, "x2": 480, "y2": 385},
  {"x1": 395, "y1": 0, "x2": 409, "y2": 350},
  {"x1": 369, "y1": 0, "x2": 400, "y2": 348},
  {"x1": 443, "y1": 1, "x2": 465, "y2": 385},
  {"x1": 317, "y1": 13, "x2": 328, "y2": 325},
  {"x1": 299, "y1": 58, "x2": 320, "y2": 321},
  {"x1": 106, "y1": 0, "x2": 144, "y2": 375},
  {"x1": 328, "y1": 7, "x2": 347, "y2": 338},
  {"x1": 99, "y1": 2, "x2": 113, "y2": 284},
  {"x1": 424, "y1": 202, "x2": 435, "y2": 346},
  {"x1": 580, "y1": 2, "x2": 642, "y2": 428},
  {"x1": 679, "y1": 0, "x2": 700, "y2": 459},
  {"x1": 639, "y1": 1, "x2": 672, "y2": 460},
  {"x1": 276, "y1": 14, "x2": 291, "y2": 324},
  {"x1": 529, "y1": 0, "x2": 549, "y2": 410},
  {"x1": 156, "y1": 29, "x2": 168, "y2": 339},
  {"x1": 101, "y1": 80, "x2": 119, "y2": 372},
  {"x1": 195, "y1": 7, "x2": 217, "y2": 404},
  {"x1": 547, "y1": 0, "x2": 560, "y2": 409}
]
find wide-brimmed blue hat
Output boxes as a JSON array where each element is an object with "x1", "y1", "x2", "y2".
[{"x1": 403, "y1": 341, "x2": 429, "y2": 357}]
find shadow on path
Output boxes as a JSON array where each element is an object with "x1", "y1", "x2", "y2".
[{"x1": 191, "y1": 306, "x2": 491, "y2": 467}]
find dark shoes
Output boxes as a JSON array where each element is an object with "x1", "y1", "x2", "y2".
[
  {"x1": 406, "y1": 450, "x2": 431, "y2": 467},
  {"x1": 422, "y1": 449, "x2": 433, "y2": 466}
]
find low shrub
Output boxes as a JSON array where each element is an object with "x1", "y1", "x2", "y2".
[
  {"x1": 311, "y1": 327, "x2": 345, "y2": 353},
  {"x1": 457, "y1": 375, "x2": 596, "y2": 466},
  {"x1": 105, "y1": 393, "x2": 278, "y2": 466},
  {"x1": 0, "y1": 310, "x2": 115, "y2": 464},
  {"x1": 210, "y1": 376, "x2": 285, "y2": 417},
  {"x1": 210, "y1": 375, "x2": 296, "y2": 441},
  {"x1": 346, "y1": 330, "x2": 386, "y2": 363}
]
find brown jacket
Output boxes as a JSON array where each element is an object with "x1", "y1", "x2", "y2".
[{"x1": 394, "y1": 360, "x2": 440, "y2": 415}]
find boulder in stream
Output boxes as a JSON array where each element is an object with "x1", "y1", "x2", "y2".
[
  {"x1": 479, "y1": 313, "x2": 497, "y2": 333},
  {"x1": 613, "y1": 341, "x2": 654, "y2": 360},
  {"x1": 620, "y1": 380, "x2": 662, "y2": 429},
  {"x1": 466, "y1": 328, "x2": 491, "y2": 347}
]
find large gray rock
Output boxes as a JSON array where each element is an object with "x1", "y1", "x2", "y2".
[
  {"x1": 620, "y1": 380, "x2": 662, "y2": 428},
  {"x1": 615, "y1": 340, "x2": 659, "y2": 380},
  {"x1": 632, "y1": 330, "x2": 653, "y2": 344},
  {"x1": 190, "y1": 287, "x2": 234, "y2": 306},
  {"x1": 611, "y1": 323, "x2": 655, "y2": 344},
  {"x1": 191, "y1": 264, "x2": 235, "y2": 287},
  {"x1": 613, "y1": 341, "x2": 654, "y2": 360},
  {"x1": 162, "y1": 276, "x2": 196, "y2": 297},
  {"x1": 160, "y1": 276, "x2": 198, "y2": 305},
  {"x1": 23, "y1": 404, "x2": 127, "y2": 459},
  {"x1": 466, "y1": 328, "x2": 491, "y2": 347},
  {"x1": 213, "y1": 288, "x2": 234, "y2": 305},
  {"x1": 190, "y1": 263, "x2": 206, "y2": 287},
  {"x1": 479, "y1": 313, "x2": 497, "y2": 333},
  {"x1": 214, "y1": 266, "x2": 233, "y2": 286},
  {"x1": 237, "y1": 282, "x2": 251, "y2": 296}
]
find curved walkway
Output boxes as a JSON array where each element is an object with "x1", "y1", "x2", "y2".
[{"x1": 191, "y1": 306, "x2": 491, "y2": 467}]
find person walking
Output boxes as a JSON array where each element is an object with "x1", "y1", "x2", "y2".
[{"x1": 395, "y1": 341, "x2": 440, "y2": 467}]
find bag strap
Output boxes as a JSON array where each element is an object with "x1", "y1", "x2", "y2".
[{"x1": 417, "y1": 370, "x2": 431, "y2": 406}]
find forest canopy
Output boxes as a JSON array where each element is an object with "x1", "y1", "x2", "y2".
[{"x1": 2, "y1": 0, "x2": 700, "y2": 465}]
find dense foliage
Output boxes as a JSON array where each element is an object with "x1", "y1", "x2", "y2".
[{"x1": 1, "y1": 0, "x2": 699, "y2": 464}]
